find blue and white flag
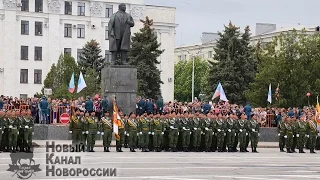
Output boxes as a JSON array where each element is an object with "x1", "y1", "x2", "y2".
[
  {"x1": 267, "y1": 83, "x2": 272, "y2": 104},
  {"x1": 77, "y1": 72, "x2": 87, "y2": 93}
]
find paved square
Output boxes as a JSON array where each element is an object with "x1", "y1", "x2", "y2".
[{"x1": 0, "y1": 147, "x2": 319, "y2": 180}]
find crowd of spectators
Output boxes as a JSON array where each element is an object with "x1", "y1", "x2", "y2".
[{"x1": 0, "y1": 95, "x2": 311, "y2": 127}]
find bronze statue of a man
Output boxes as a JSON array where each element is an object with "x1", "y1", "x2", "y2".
[{"x1": 108, "y1": 3, "x2": 135, "y2": 65}]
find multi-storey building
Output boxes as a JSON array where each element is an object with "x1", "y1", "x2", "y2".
[{"x1": 0, "y1": 0, "x2": 177, "y2": 102}]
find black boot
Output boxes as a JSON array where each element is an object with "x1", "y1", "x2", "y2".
[
  {"x1": 287, "y1": 148, "x2": 292, "y2": 153},
  {"x1": 251, "y1": 147, "x2": 254, "y2": 153},
  {"x1": 106, "y1": 147, "x2": 110, "y2": 152},
  {"x1": 310, "y1": 148, "x2": 316, "y2": 153},
  {"x1": 228, "y1": 148, "x2": 232, "y2": 152},
  {"x1": 196, "y1": 147, "x2": 199, "y2": 152},
  {"x1": 104, "y1": 147, "x2": 107, "y2": 152},
  {"x1": 254, "y1": 147, "x2": 259, "y2": 153},
  {"x1": 300, "y1": 148, "x2": 305, "y2": 153},
  {"x1": 280, "y1": 147, "x2": 285, "y2": 152},
  {"x1": 291, "y1": 149, "x2": 297, "y2": 153},
  {"x1": 12, "y1": 147, "x2": 16, "y2": 153},
  {"x1": 118, "y1": 147, "x2": 123, "y2": 152},
  {"x1": 245, "y1": 148, "x2": 249, "y2": 152}
]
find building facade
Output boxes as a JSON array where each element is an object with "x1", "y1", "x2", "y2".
[{"x1": 0, "y1": 0, "x2": 177, "y2": 102}]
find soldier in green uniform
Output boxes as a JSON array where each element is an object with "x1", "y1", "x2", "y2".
[
  {"x1": 296, "y1": 116, "x2": 307, "y2": 153},
  {"x1": 151, "y1": 113, "x2": 164, "y2": 152},
  {"x1": 238, "y1": 113, "x2": 248, "y2": 152},
  {"x1": 180, "y1": 112, "x2": 191, "y2": 152},
  {"x1": 226, "y1": 114, "x2": 235, "y2": 152},
  {"x1": 211, "y1": 114, "x2": 217, "y2": 152},
  {"x1": 162, "y1": 114, "x2": 170, "y2": 151},
  {"x1": 192, "y1": 113, "x2": 202, "y2": 152},
  {"x1": 69, "y1": 109, "x2": 82, "y2": 152},
  {"x1": 81, "y1": 111, "x2": 89, "y2": 151},
  {"x1": 291, "y1": 117, "x2": 298, "y2": 153},
  {"x1": 2, "y1": 111, "x2": 9, "y2": 152},
  {"x1": 0, "y1": 111, "x2": 5, "y2": 152},
  {"x1": 233, "y1": 115, "x2": 239, "y2": 152},
  {"x1": 148, "y1": 114, "x2": 154, "y2": 151},
  {"x1": 306, "y1": 114, "x2": 318, "y2": 153},
  {"x1": 277, "y1": 114, "x2": 286, "y2": 152},
  {"x1": 126, "y1": 113, "x2": 139, "y2": 152},
  {"x1": 116, "y1": 112, "x2": 126, "y2": 152},
  {"x1": 167, "y1": 113, "x2": 179, "y2": 152},
  {"x1": 16, "y1": 111, "x2": 25, "y2": 152},
  {"x1": 24, "y1": 110, "x2": 34, "y2": 153},
  {"x1": 248, "y1": 114, "x2": 259, "y2": 153},
  {"x1": 101, "y1": 111, "x2": 113, "y2": 152},
  {"x1": 202, "y1": 113, "x2": 213, "y2": 152},
  {"x1": 7, "y1": 111, "x2": 20, "y2": 153},
  {"x1": 139, "y1": 113, "x2": 151, "y2": 152},
  {"x1": 87, "y1": 111, "x2": 99, "y2": 152},
  {"x1": 284, "y1": 116, "x2": 294, "y2": 153},
  {"x1": 215, "y1": 113, "x2": 226, "y2": 152}
]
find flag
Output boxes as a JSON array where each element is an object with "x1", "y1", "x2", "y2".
[
  {"x1": 68, "y1": 73, "x2": 75, "y2": 93},
  {"x1": 316, "y1": 96, "x2": 320, "y2": 131},
  {"x1": 212, "y1": 82, "x2": 228, "y2": 102},
  {"x1": 275, "y1": 83, "x2": 280, "y2": 101},
  {"x1": 267, "y1": 83, "x2": 272, "y2": 104},
  {"x1": 77, "y1": 72, "x2": 87, "y2": 93},
  {"x1": 112, "y1": 99, "x2": 121, "y2": 140}
]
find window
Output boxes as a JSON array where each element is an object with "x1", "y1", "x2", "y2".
[
  {"x1": 34, "y1": 69, "x2": 42, "y2": 84},
  {"x1": 35, "y1": 22, "x2": 43, "y2": 35},
  {"x1": 105, "y1": 5, "x2": 113, "y2": 18},
  {"x1": 208, "y1": 51, "x2": 212, "y2": 58},
  {"x1": 20, "y1": 94, "x2": 28, "y2": 99},
  {"x1": 105, "y1": 26, "x2": 109, "y2": 40},
  {"x1": 21, "y1": 21, "x2": 29, "y2": 35},
  {"x1": 77, "y1": 49, "x2": 83, "y2": 62},
  {"x1": 105, "y1": 50, "x2": 112, "y2": 63},
  {"x1": 35, "y1": 47, "x2": 42, "y2": 61},
  {"x1": 77, "y1": 24, "x2": 85, "y2": 38},
  {"x1": 21, "y1": 0, "x2": 29, "y2": 11},
  {"x1": 35, "y1": 0, "x2": 43, "y2": 12},
  {"x1": 65, "y1": 1, "x2": 72, "y2": 15},
  {"x1": 64, "y1": 48, "x2": 71, "y2": 55},
  {"x1": 78, "y1": 2, "x2": 85, "y2": 16},
  {"x1": 21, "y1": 46, "x2": 28, "y2": 60},
  {"x1": 64, "y1": 24, "x2": 72, "y2": 37},
  {"x1": 20, "y1": 69, "x2": 28, "y2": 83}
]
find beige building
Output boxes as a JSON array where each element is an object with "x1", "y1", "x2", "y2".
[{"x1": 175, "y1": 23, "x2": 319, "y2": 63}]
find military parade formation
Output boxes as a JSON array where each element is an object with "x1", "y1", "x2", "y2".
[
  {"x1": 0, "y1": 109, "x2": 34, "y2": 153},
  {"x1": 69, "y1": 108, "x2": 262, "y2": 153}
]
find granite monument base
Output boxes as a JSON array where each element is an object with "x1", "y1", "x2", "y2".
[
  {"x1": 101, "y1": 65, "x2": 138, "y2": 115},
  {"x1": 33, "y1": 125, "x2": 278, "y2": 141}
]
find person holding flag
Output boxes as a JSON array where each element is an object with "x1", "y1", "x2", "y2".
[{"x1": 113, "y1": 97, "x2": 125, "y2": 152}]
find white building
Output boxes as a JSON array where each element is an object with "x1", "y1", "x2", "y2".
[
  {"x1": 175, "y1": 23, "x2": 319, "y2": 63},
  {"x1": 0, "y1": 0, "x2": 177, "y2": 102}
]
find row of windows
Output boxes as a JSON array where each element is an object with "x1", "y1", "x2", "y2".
[
  {"x1": 21, "y1": 21, "x2": 43, "y2": 35},
  {"x1": 21, "y1": 46, "x2": 42, "y2": 60},
  {"x1": 20, "y1": 69, "x2": 42, "y2": 84},
  {"x1": 178, "y1": 51, "x2": 213, "y2": 61},
  {"x1": 21, "y1": 0, "x2": 114, "y2": 18}
]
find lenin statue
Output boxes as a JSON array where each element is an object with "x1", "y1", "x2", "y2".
[{"x1": 108, "y1": 3, "x2": 135, "y2": 65}]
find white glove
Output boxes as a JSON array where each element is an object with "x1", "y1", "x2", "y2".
[
  {"x1": 284, "y1": 135, "x2": 287, "y2": 138},
  {"x1": 252, "y1": 129, "x2": 255, "y2": 132},
  {"x1": 148, "y1": 132, "x2": 151, "y2": 135},
  {"x1": 183, "y1": 127, "x2": 186, "y2": 130},
  {"x1": 82, "y1": 131, "x2": 85, "y2": 134},
  {"x1": 1, "y1": 131, "x2": 3, "y2": 134},
  {"x1": 224, "y1": 133, "x2": 226, "y2": 136},
  {"x1": 69, "y1": 131, "x2": 72, "y2": 134},
  {"x1": 296, "y1": 134, "x2": 299, "y2": 137},
  {"x1": 86, "y1": 131, "x2": 89, "y2": 134},
  {"x1": 228, "y1": 129, "x2": 231, "y2": 132},
  {"x1": 293, "y1": 135, "x2": 295, "y2": 138},
  {"x1": 307, "y1": 135, "x2": 310, "y2": 138},
  {"x1": 32, "y1": 132, "x2": 34, "y2": 135},
  {"x1": 240, "y1": 129, "x2": 243, "y2": 132},
  {"x1": 124, "y1": 131, "x2": 127, "y2": 135},
  {"x1": 161, "y1": 132, "x2": 164, "y2": 135},
  {"x1": 235, "y1": 133, "x2": 237, "y2": 136},
  {"x1": 258, "y1": 133, "x2": 260, "y2": 136},
  {"x1": 318, "y1": 133, "x2": 320, "y2": 137},
  {"x1": 25, "y1": 126, "x2": 29, "y2": 129},
  {"x1": 194, "y1": 128, "x2": 197, "y2": 130},
  {"x1": 218, "y1": 129, "x2": 221, "y2": 132},
  {"x1": 170, "y1": 126, "x2": 174, "y2": 129},
  {"x1": 9, "y1": 125, "x2": 12, "y2": 129},
  {"x1": 246, "y1": 133, "x2": 248, "y2": 136},
  {"x1": 212, "y1": 132, "x2": 215, "y2": 135},
  {"x1": 190, "y1": 132, "x2": 192, "y2": 134},
  {"x1": 137, "y1": 133, "x2": 139, "y2": 136},
  {"x1": 139, "y1": 132, "x2": 142, "y2": 135},
  {"x1": 278, "y1": 133, "x2": 280, "y2": 136},
  {"x1": 97, "y1": 131, "x2": 100, "y2": 134},
  {"x1": 205, "y1": 127, "x2": 209, "y2": 131},
  {"x1": 17, "y1": 131, "x2": 19, "y2": 135},
  {"x1": 152, "y1": 132, "x2": 155, "y2": 135},
  {"x1": 178, "y1": 132, "x2": 179, "y2": 135},
  {"x1": 127, "y1": 133, "x2": 129, "y2": 136},
  {"x1": 101, "y1": 132, "x2": 104, "y2": 135}
]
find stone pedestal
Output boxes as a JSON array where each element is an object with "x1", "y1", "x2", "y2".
[{"x1": 101, "y1": 65, "x2": 137, "y2": 115}]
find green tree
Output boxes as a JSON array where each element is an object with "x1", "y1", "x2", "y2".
[
  {"x1": 207, "y1": 22, "x2": 256, "y2": 104},
  {"x1": 129, "y1": 16, "x2": 164, "y2": 98},
  {"x1": 174, "y1": 57, "x2": 210, "y2": 102},
  {"x1": 78, "y1": 39, "x2": 104, "y2": 79},
  {"x1": 246, "y1": 30, "x2": 320, "y2": 107}
]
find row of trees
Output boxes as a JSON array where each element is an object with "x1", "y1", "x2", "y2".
[
  {"x1": 39, "y1": 17, "x2": 163, "y2": 99},
  {"x1": 174, "y1": 22, "x2": 320, "y2": 107}
]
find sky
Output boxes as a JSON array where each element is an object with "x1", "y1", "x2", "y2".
[{"x1": 145, "y1": 0, "x2": 320, "y2": 46}]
